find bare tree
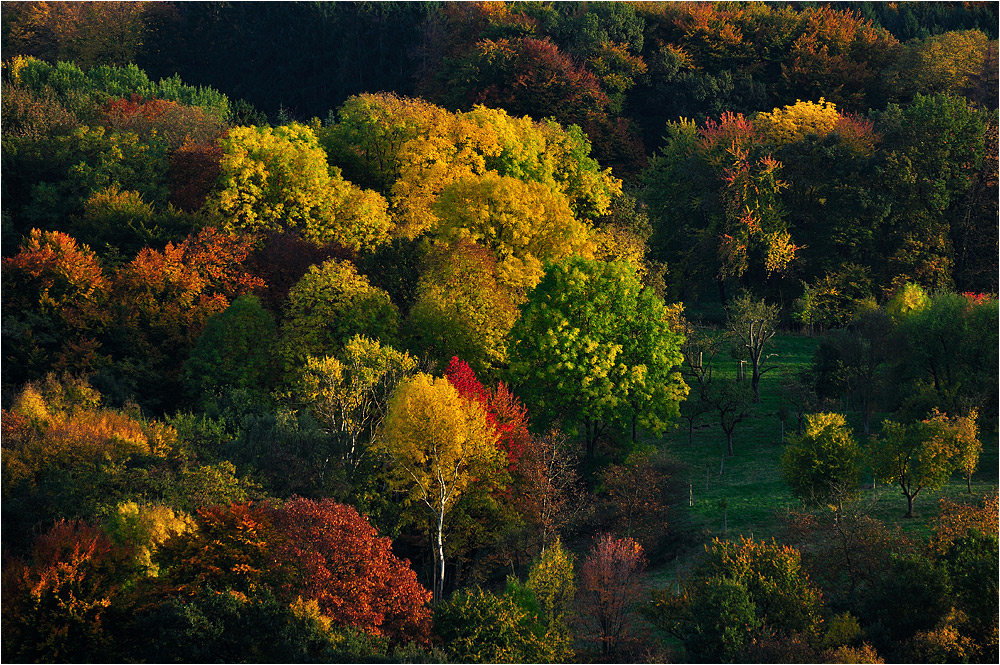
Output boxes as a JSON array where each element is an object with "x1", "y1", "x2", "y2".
[{"x1": 726, "y1": 293, "x2": 779, "y2": 402}]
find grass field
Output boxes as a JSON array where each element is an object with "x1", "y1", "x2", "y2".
[{"x1": 646, "y1": 332, "x2": 1000, "y2": 587}]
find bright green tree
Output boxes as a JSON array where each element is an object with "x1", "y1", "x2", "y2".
[
  {"x1": 508, "y1": 256, "x2": 686, "y2": 459},
  {"x1": 780, "y1": 412, "x2": 862, "y2": 507}
]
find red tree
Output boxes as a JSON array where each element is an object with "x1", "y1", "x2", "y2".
[
  {"x1": 578, "y1": 534, "x2": 647, "y2": 659},
  {"x1": 444, "y1": 356, "x2": 531, "y2": 470},
  {"x1": 2, "y1": 520, "x2": 132, "y2": 662},
  {"x1": 270, "y1": 498, "x2": 432, "y2": 644}
]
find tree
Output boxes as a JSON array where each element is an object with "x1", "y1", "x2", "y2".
[
  {"x1": 872, "y1": 415, "x2": 961, "y2": 518},
  {"x1": 578, "y1": 534, "x2": 646, "y2": 659},
  {"x1": 781, "y1": 412, "x2": 862, "y2": 507},
  {"x1": 2, "y1": 229, "x2": 110, "y2": 384},
  {"x1": 183, "y1": 295, "x2": 279, "y2": 406},
  {"x1": 279, "y1": 258, "x2": 399, "y2": 370},
  {"x1": 647, "y1": 536, "x2": 823, "y2": 662},
  {"x1": 598, "y1": 450, "x2": 671, "y2": 551},
  {"x1": 406, "y1": 241, "x2": 519, "y2": 378},
  {"x1": 513, "y1": 430, "x2": 586, "y2": 554},
  {"x1": 432, "y1": 585, "x2": 543, "y2": 664},
  {"x1": 206, "y1": 123, "x2": 394, "y2": 252},
  {"x1": 270, "y1": 498, "x2": 432, "y2": 643},
  {"x1": 726, "y1": 292, "x2": 779, "y2": 401},
  {"x1": 288, "y1": 336, "x2": 416, "y2": 477},
  {"x1": 508, "y1": 257, "x2": 687, "y2": 460},
  {"x1": 1, "y1": 519, "x2": 134, "y2": 663},
  {"x1": 705, "y1": 378, "x2": 754, "y2": 457},
  {"x1": 376, "y1": 373, "x2": 506, "y2": 601},
  {"x1": 525, "y1": 538, "x2": 576, "y2": 661}
]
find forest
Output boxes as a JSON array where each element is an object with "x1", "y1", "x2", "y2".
[{"x1": 1, "y1": 1, "x2": 998, "y2": 663}]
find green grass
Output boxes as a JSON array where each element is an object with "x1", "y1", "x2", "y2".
[{"x1": 646, "y1": 332, "x2": 1000, "y2": 588}]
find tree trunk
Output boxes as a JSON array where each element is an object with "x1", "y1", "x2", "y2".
[
  {"x1": 436, "y1": 509, "x2": 446, "y2": 601},
  {"x1": 905, "y1": 492, "x2": 915, "y2": 519},
  {"x1": 631, "y1": 412, "x2": 637, "y2": 446},
  {"x1": 688, "y1": 419, "x2": 694, "y2": 445},
  {"x1": 726, "y1": 429, "x2": 734, "y2": 456}
]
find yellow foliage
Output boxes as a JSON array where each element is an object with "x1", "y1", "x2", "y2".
[
  {"x1": 378, "y1": 373, "x2": 505, "y2": 513},
  {"x1": 755, "y1": 98, "x2": 841, "y2": 146}
]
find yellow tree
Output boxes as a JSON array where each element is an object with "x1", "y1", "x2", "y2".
[
  {"x1": 432, "y1": 173, "x2": 592, "y2": 293},
  {"x1": 290, "y1": 336, "x2": 416, "y2": 476},
  {"x1": 376, "y1": 373, "x2": 506, "y2": 601},
  {"x1": 207, "y1": 123, "x2": 393, "y2": 252}
]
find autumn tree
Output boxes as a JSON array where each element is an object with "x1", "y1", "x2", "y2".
[
  {"x1": 432, "y1": 172, "x2": 592, "y2": 293},
  {"x1": 513, "y1": 430, "x2": 586, "y2": 554},
  {"x1": 872, "y1": 412, "x2": 969, "y2": 518},
  {"x1": 781, "y1": 412, "x2": 862, "y2": 507},
  {"x1": 205, "y1": 122, "x2": 393, "y2": 252},
  {"x1": 2, "y1": 229, "x2": 110, "y2": 383},
  {"x1": 1, "y1": 520, "x2": 134, "y2": 663},
  {"x1": 376, "y1": 373, "x2": 506, "y2": 601},
  {"x1": 270, "y1": 498, "x2": 432, "y2": 643},
  {"x1": 578, "y1": 534, "x2": 647, "y2": 659},
  {"x1": 598, "y1": 450, "x2": 672, "y2": 551},
  {"x1": 288, "y1": 335, "x2": 416, "y2": 477},
  {"x1": 279, "y1": 258, "x2": 399, "y2": 370},
  {"x1": 525, "y1": 538, "x2": 576, "y2": 661},
  {"x1": 508, "y1": 257, "x2": 687, "y2": 460},
  {"x1": 406, "y1": 241, "x2": 519, "y2": 377}
]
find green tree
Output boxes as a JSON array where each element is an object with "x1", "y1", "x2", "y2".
[
  {"x1": 508, "y1": 257, "x2": 686, "y2": 460},
  {"x1": 781, "y1": 412, "x2": 862, "y2": 507},
  {"x1": 183, "y1": 295, "x2": 279, "y2": 407},
  {"x1": 872, "y1": 414, "x2": 962, "y2": 518},
  {"x1": 525, "y1": 538, "x2": 576, "y2": 661},
  {"x1": 432, "y1": 586, "x2": 542, "y2": 664},
  {"x1": 647, "y1": 537, "x2": 823, "y2": 663},
  {"x1": 279, "y1": 258, "x2": 399, "y2": 370},
  {"x1": 376, "y1": 373, "x2": 506, "y2": 601}
]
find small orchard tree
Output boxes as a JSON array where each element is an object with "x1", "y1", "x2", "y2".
[
  {"x1": 376, "y1": 373, "x2": 506, "y2": 601},
  {"x1": 872, "y1": 413, "x2": 964, "y2": 518},
  {"x1": 578, "y1": 534, "x2": 646, "y2": 659},
  {"x1": 706, "y1": 378, "x2": 754, "y2": 456},
  {"x1": 781, "y1": 412, "x2": 862, "y2": 507},
  {"x1": 726, "y1": 293, "x2": 779, "y2": 401}
]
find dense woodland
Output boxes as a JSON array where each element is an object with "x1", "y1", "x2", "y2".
[{"x1": 1, "y1": 2, "x2": 998, "y2": 663}]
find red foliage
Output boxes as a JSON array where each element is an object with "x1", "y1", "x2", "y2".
[
  {"x1": 169, "y1": 137, "x2": 224, "y2": 212},
  {"x1": 270, "y1": 498, "x2": 432, "y2": 644},
  {"x1": 444, "y1": 357, "x2": 531, "y2": 470},
  {"x1": 579, "y1": 534, "x2": 647, "y2": 659},
  {"x1": 101, "y1": 95, "x2": 226, "y2": 149},
  {"x1": 2, "y1": 520, "x2": 131, "y2": 662},
  {"x1": 114, "y1": 228, "x2": 264, "y2": 358}
]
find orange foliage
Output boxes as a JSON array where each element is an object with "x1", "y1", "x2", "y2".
[{"x1": 930, "y1": 491, "x2": 999, "y2": 554}]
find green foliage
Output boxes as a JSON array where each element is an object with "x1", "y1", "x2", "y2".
[
  {"x1": 508, "y1": 256, "x2": 686, "y2": 458},
  {"x1": 433, "y1": 586, "x2": 543, "y2": 664},
  {"x1": 648, "y1": 536, "x2": 823, "y2": 662},
  {"x1": 781, "y1": 412, "x2": 862, "y2": 506},
  {"x1": 184, "y1": 295, "x2": 279, "y2": 407},
  {"x1": 280, "y1": 259, "x2": 400, "y2": 370}
]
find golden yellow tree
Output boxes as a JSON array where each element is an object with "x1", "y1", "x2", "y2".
[{"x1": 376, "y1": 373, "x2": 506, "y2": 601}]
